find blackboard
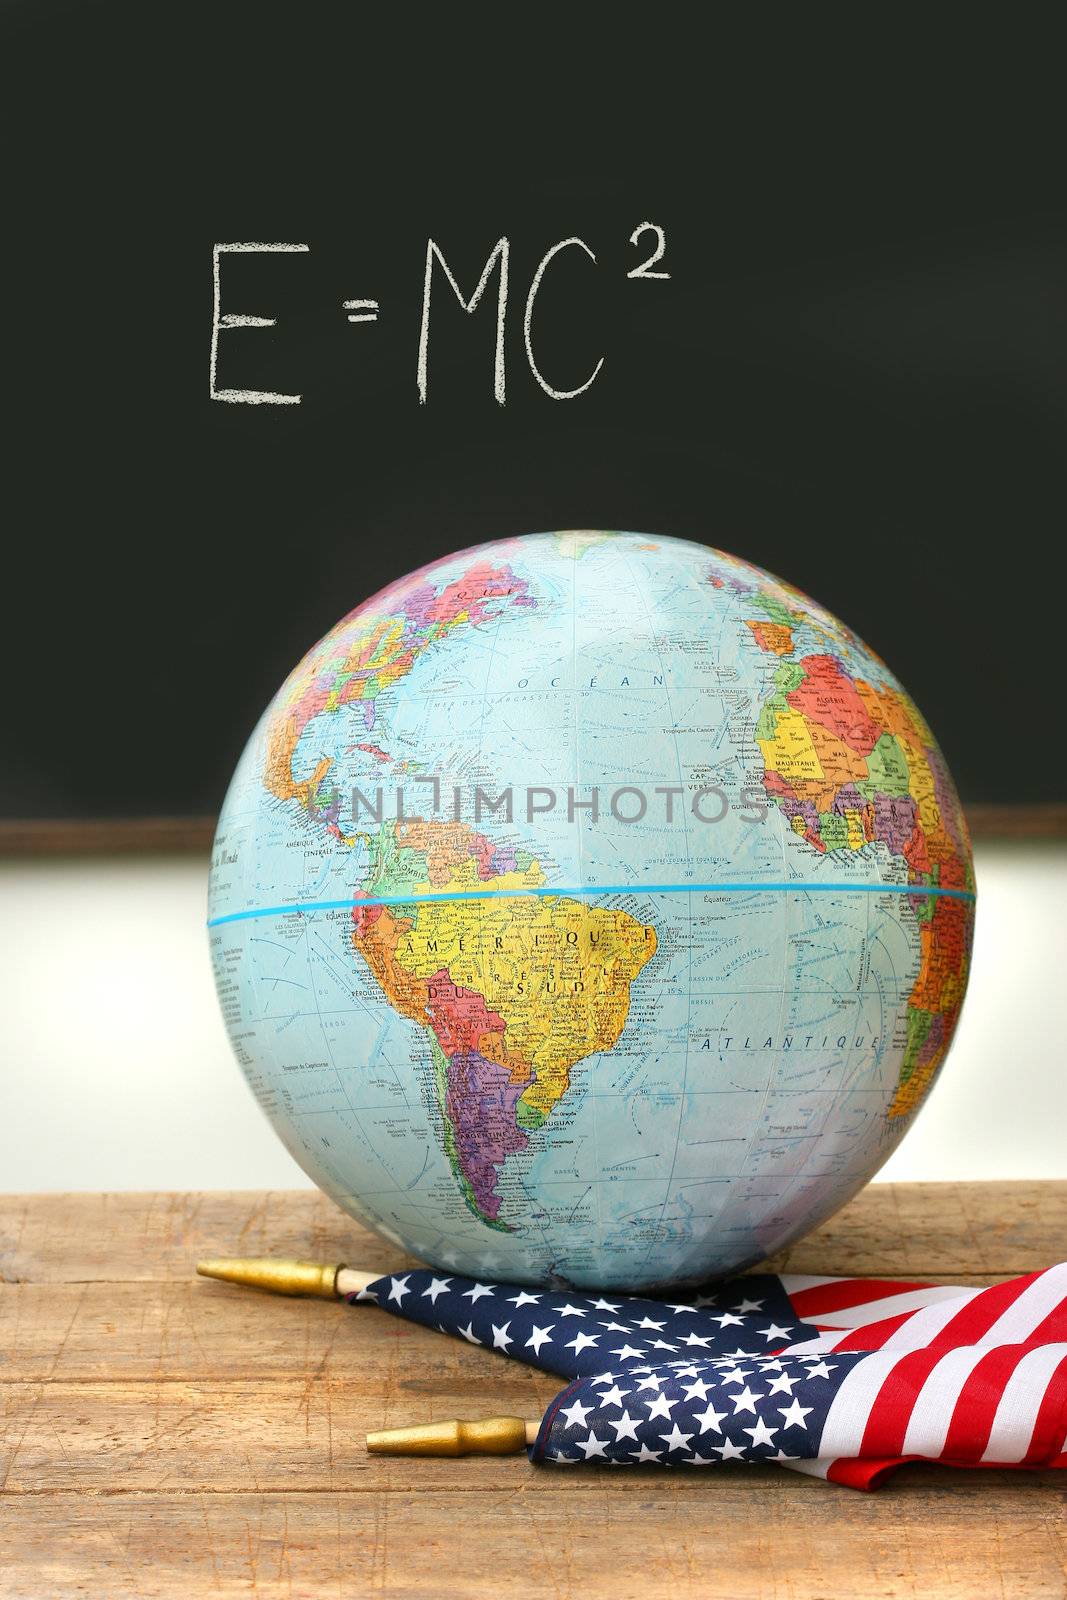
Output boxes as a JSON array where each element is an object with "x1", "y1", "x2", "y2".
[{"x1": 4, "y1": 6, "x2": 1064, "y2": 820}]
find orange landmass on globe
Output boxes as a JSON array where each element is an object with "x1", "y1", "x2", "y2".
[
  {"x1": 745, "y1": 620, "x2": 794, "y2": 656},
  {"x1": 262, "y1": 560, "x2": 533, "y2": 812}
]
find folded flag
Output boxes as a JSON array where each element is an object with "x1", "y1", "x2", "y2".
[{"x1": 353, "y1": 1263, "x2": 1067, "y2": 1487}]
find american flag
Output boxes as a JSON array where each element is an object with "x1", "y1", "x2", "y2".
[{"x1": 356, "y1": 1264, "x2": 1067, "y2": 1487}]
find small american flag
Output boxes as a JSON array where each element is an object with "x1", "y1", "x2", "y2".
[{"x1": 356, "y1": 1264, "x2": 1067, "y2": 1487}]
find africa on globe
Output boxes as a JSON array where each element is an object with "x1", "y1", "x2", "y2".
[{"x1": 208, "y1": 532, "x2": 975, "y2": 1290}]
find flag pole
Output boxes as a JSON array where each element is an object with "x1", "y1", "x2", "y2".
[
  {"x1": 196, "y1": 1257, "x2": 378, "y2": 1298},
  {"x1": 366, "y1": 1417, "x2": 538, "y2": 1456}
]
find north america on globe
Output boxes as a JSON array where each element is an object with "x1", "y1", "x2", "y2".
[{"x1": 208, "y1": 531, "x2": 975, "y2": 1289}]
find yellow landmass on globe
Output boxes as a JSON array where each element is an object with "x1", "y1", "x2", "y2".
[
  {"x1": 355, "y1": 893, "x2": 656, "y2": 1127},
  {"x1": 390, "y1": 820, "x2": 546, "y2": 895},
  {"x1": 757, "y1": 706, "x2": 824, "y2": 784},
  {"x1": 553, "y1": 530, "x2": 614, "y2": 559}
]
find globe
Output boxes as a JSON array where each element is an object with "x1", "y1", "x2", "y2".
[{"x1": 209, "y1": 532, "x2": 975, "y2": 1290}]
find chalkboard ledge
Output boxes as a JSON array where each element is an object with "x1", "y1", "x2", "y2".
[{"x1": 1, "y1": 806, "x2": 1065, "y2": 857}]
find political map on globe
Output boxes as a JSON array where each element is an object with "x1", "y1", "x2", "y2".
[{"x1": 209, "y1": 532, "x2": 975, "y2": 1289}]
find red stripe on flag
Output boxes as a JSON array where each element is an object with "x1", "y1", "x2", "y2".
[
  {"x1": 828, "y1": 1311, "x2": 915, "y2": 1351},
  {"x1": 923, "y1": 1271, "x2": 1045, "y2": 1350},
  {"x1": 825, "y1": 1456, "x2": 909, "y2": 1489},
  {"x1": 1022, "y1": 1350, "x2": 1067, "y2": 1466},
  {"x1": 788, "y1": 1278, "x2": 931, "y2": 1319},
  {"x1": 858, "y1": 1347, "x2": 951, "y2": 1458},
  {"x1": 1020, "y1": 1298, "x2": 1067, "y2": 1348},
  {"x1": 939, "y1": 1346, "x2": 1022, "y2": 1461}
]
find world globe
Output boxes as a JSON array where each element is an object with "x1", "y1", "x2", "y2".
[{"x1": 209, "y1": 532, "x2": 975, "y2": 1290}]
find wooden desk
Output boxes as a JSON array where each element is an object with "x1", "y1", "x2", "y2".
[{"x1": 1, "y1": 1183, "x2": 1065, "y2": 1598}]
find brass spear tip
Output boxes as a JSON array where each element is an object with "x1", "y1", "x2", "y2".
[
  {"x1": 195, "y1": 1257, "x2": 343, "y2": 1299},
  {"x1": 366, "y1": 1416, "x2": 534, "y2": 1457}
]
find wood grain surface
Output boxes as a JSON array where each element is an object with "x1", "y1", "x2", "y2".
[{"x1": 1, "y1": 1183, "x2": 1065, "y2": 1598}]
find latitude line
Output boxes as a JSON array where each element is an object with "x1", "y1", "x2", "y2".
[{"x1": 207, "y1": 880, "x2": 976, "y2": 927}]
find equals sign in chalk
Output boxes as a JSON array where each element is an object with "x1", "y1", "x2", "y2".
[{"x1": 343, "y1": 299, "x2": 380, "y2": 323}]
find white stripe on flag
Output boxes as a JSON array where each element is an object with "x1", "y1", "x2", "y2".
[
  {"x1": 980, "y1": 1265, "x2": 1067, "y2": 1346},
  {"x1": 900, "y1": 1345, "x2": 993, "y2": 1457},
  {"x1": 779, "y1": 1274, "x2": 841, "y2": 1293},
  {"x1": 981, "y1": 1343, "x2": 1067, "y2": 1463},
  {"x1": 780, "y1": 1457, "x2": 831, "y2": 1478},
  {"x1": 880, "y1": 1291, "x2": 984, "y2": 1349},
  {"x1": 810, "y1": 1284, "x2": 976, "y2": 1329},
  {"x1": 815, "y1": 1350, "x2": 914, "y2": 1460},
  {"x1": 779, "y1": 1332, "x2": 851, "y2": 1355}
]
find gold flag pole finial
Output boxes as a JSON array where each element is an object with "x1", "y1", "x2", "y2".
[
  {"x1": 366, "y1": 1416, "x2": 537, "y2": 1457},
  {"x1": 196, "y1": 1257, "x2": 343, "y2": 1298}
]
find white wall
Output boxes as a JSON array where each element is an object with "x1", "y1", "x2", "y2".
[{"x1": 2, "y1": 842, "x2": 1063, "y2": 1192}]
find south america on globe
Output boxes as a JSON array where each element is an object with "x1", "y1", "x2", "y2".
[{"x1": 208, "y1": 532, "x2": 975, "y2": 1290}]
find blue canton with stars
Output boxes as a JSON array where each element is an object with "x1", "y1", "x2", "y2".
[
  {"x1": 357, "y1": 1269, "x2": 821, "y2": 1379},
  {"x1": 529, "y1": 1354, "x2": 862, "y2": 1467}
]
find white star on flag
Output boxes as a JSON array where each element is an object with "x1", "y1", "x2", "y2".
[
  {"x1": 778, "y1": 1398, "x2": 814, "y2": 1430},
  {"x1": 719, "y1": 1367, "x2": 752, "y2": 1386},
  {"x1": 610, "y1": 1411, "x2": 641, "y2": 1442},
  {"x1": 564, "y1": 1331, "x2": 599, "y2": 1356},
  {"x1": 506, "y1": 1290, "x2": 540, "y2": 1308},
  {"x1": 712, "y1": 1438, "x2": 747, "y2": 1462},
  {"x1": 730, "y1": 1384, "x2": 762, "y2": 1415},
  {"x1": 742, "y1": 1417, "x2": 778, "y2": 1450},
  {"x1": 659, "y1": 1423, "x2": 694, "y2": 1452},
  {"x1": 693, "y1": 1401, "x2": 727, "y2": 1435}
]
